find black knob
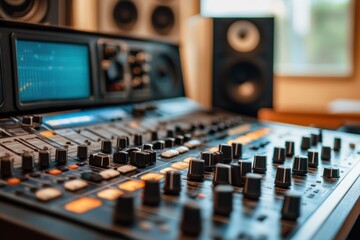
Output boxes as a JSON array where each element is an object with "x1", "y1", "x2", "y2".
[
  {"x1": 292, "y1": 155, "x2": 308, "y2": 176},
  {"x1": 187, "y1": 159, "x2": 204, "y2": 181},
  {"x1": 33, "y1": 115, "x2": 42, "y2": 128},
  {"x1": 213, "y1": 185, "x2": 233, "y2": 216},
  {"x1": 318, "y1": 129, "x2": 323, "y2": 143},
  {"x1": 243, "y1": 173, "x2": 262, "y2": 200},
  {"x1": 144, "y1": 149, "x2": 156, "y2": 165},
  {"x1": 213, "y1": 151, "x2": 224, "y2": 164},
  {"x1": 89, "y1": 153, "x2": 110, "y2": 167},
  {"x1": 113, "y1": 151, "x2": 128, "y2": 164},
  {"x1": 134, "y1": 134, "x2": 143, "y2": 146},
  {"x1": 165, "y1": 138, "x2": 175, "y2": 148},
  {"x1": 132, "y1": 151, "x2": 150, "y2": 168},
  {"x1": 117, "y1": 136, "x2": 129, "y2": 149},
  {"x1": 77, "y1": 145, "x2": 88, "y2": 160},
  {"x1": 151, "y1": 131, "x2": 158, "y2": 141},
  {"x1": 184, "y1": 134, "x2": 192, "y2": 142},
  {"x1": 22, "y1": 152, "x2": 34, "y2": 172},
  {"x1": 219, "y1": 144, "x2": 232, "y2": 164},
  {"x1": 300, "y1": 136, "x2": 311, "y2": 150},
  {"x1": 175, "y1": 135, "x2": 184, "y2": 145},
  {"x1": 273, "y1": 147, "x2": 286, "y2": 164},
  {"x1": 55, "y1": 148, "x2": 67, "y2": 164},
  {"x1": 167, "y1": 129, "x2": 175, "y2": 138},
  {"x1": 22, "y1": 115, "x2": 33, "y2": 126},
  {"x1": 153, "y1": 140, "x2": 165, "y2": 150},
  {"x1": 101, "y1": 140, "x2": 112, "y2": 153},
  {"x1": 310, "y1": 133, "x2": 319, "y2": 146},
  {"x1": 285, "y1": 141, "x2": 295, "y2": 157},
  {"x1": 164, "y1": 170, "x2": 181, "y2": 195},
  {"x1": 143, "y1": 180, "x2": 161, "y2": 206},
  {"x1": 38, "y1": 150, "x2": 51, "y2": 169},
  {"x1": 253, "y1": 154, "x2": 267, "y2": 173},
  {"x1": 231, "y1": 142, "x2": 242, "y2": 159},
  {"x1": 274, "y1": 166, "x2": 292, "y2": 188},
  {"x1": 0, "y1": 155, "x2": 14, "y2": 177},
  {"x1": 321, "y1": 146, "x2": 331, "y2": 160},
  {"x1": 113, "y1": 193, "x2": 135, "y2": 225},
  {"x1": 281, "y1": 191, "x2": 301, "y2": 220},
  {"x1": 333, "y1": 137, "x2": 341, "y2": 151},
  {"x1": 201, "y1": 151, "x2": 214, "y2": 172},
  {"x1": 181, "y1": 201, "x2": 202, "y2": 237},
  {"x1": 142, "y1": 143, "x2": 153, "y2": 151},
  {"x1": 213, "y1": 163, "x2": 231, "y2": 186},
  {"x1": 231, "y1": 160, "x2": 252, "y2": 187},
  {"x1": 175, "y1": 125, "x2": 184, "y2": 135},
  {"x1": 307, "y1": 150, "x2": 319, "y2": 168},
  {"x1": 323, "y1": 167, "x2": 340, "y2": 179}
]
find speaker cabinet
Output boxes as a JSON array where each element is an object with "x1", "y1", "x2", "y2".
[
  {"x1": 183, "y1": 16, "x2": 274, "y2": 116},
  {"x1": 0, "y1": 0, "x2": 68, "y2": 25},
  {"x1": 98, "y1": 0, "x2": 180, "y2": 44}
]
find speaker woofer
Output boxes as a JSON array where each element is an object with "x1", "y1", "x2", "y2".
[
  {"x1": 152, "y1": 54, "x2": 179, "y2": 98},
  {"x1": 113, "y1": 0, "x2": 138, "y2": 31},
  {"x1": 227, "y1": 20, "x2": 260, "y2": 53},
  {"x1": 151, "y1": 5, "x2": 175, "y2": 35},
  {"x1": 0, "y1": 0, "x2": 48, "y2": 23}
]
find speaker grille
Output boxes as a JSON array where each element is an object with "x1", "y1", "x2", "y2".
[
  {"x1": 113, "y1": 0, "x2": 138, "y2": 30},
  {"x1": 0, "y1": 0, "x2": 48, "y2": 23},
  {"x1": 151, "y1": 5, "x2": 175, "y2": 35}
]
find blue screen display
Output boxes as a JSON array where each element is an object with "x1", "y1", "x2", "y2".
[{"x1": 16, "y1": 40, "x2": 91, "y2": 103}]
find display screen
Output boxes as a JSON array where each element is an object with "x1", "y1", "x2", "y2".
[{"x1": 15, "y1": 40, "x2": 91, "y2": 103}]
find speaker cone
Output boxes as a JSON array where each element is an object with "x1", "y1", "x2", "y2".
[
  {"x1": 152, "y1": 54, "x2": 179, "y2": 98},
  {"x1": 227, "y1": 20, "x2": 260, "y2": 53},
  {"x1": 113, "y1": 0, "x2": 138, "y2": 30},
  {"x1": 151, "y1": 5, "x2": 175, "y2": 35},
  {"x1": 0, "y1": 0, "x2": 48, "y2": 23}
]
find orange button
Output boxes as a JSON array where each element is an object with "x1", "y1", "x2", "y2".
[
  {"x1": 140, "y1": 173, "x2": 163, "y2": 181},
  {"x1": 7, "y1": 178, "x2": 21, "y2": 185},
  {"x1": 197, "y1": 193, "x2": 205, "y2": 199},
  {"x1": 65, "y1": 197, "x2": 102, "y2": 214},
  {"x1": 68, "y1": 165, "x2": 79, "y2": 170},
  {"x1": 118, "y1": 180, "x2": 145, "y2": 192},
  {"x1": 40, "y1": 131, "x2": 55, "y2": 137},
  {"x1": 49, "y1": 169, "x2": 62, "y2": 175}
]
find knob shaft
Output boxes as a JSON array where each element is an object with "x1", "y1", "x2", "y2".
[
  {"x1": 55, "y1": 148, "x2": 68, "y2": 164},
  {"x1": 143, "y1": 180, "x2": 161, "y2": 206},
  {"x1": 77, "y1": 145, "x2": 88, "y2": 160},
  {"x1": 281, "y1": 192, "x2": 301, "y2": 220},
  {"x1": 213, "y1": 163, "x2": 231, "y2": 186},
  {"x1": 164, "y1": 170, "x2": 181, "y2": 195},
  {"x1": 275, "y1": 166, "x2": 292, "y2": 188},
  {"x1": 285, "y1": 141, "x2": 295, "y2": 157},
  {"x1": 307, "y1": 150, "x2": 319, "y2": 168},
  {"x1": 243, "y1": 173, "x2": 262, "y2": 200},
  {"x1": 292, "y1": 155, "x2": 308, "y2": 176},
  {"x1": 0, "y1": 155, "x2": 14, "y2": 177},
  {"x1": 273, "y1": 147, "x2": 285, "y2": 164},
  {"x1": 38, "y1": 150, "x2": 51, "y2": 169},
  {"x1": 219, "y1": 144, "x2": 232, "y2": 164},
  {"x1": 253, "y1": 154, "x2": 267, "y2": 173},
  {"x1": 187, "y1": 159, "x2": 205, "y2": 181},
  {"x1": 321, "y1": 146, "x2": 331, "y2": 160},
  {"x1": 213, "y1": 185, "x2": 233, "y2": 216},
  {"x1": 231, "y1": 142, "x2": 242, "y2": 159},
  {"x1": 333, "y1": 137, "x2": 341, "y2": 151},
  {"x1": 134, "y1": 134, "x2": 143, "y2": 146},
  {"x1": 151, "y1": 131, "x2": 158, "y2": 141},
  {"x1": 113, "y1": 193, "x2": 135, "y2": 225},
  {"x1": 181, "y1": 201, "x2": 202, "y2": 237},
  {"x1": 201, "y1": 151, "x2": 214, "y2": 172},
  {"x1": 22, "y1": 152, "x2": 34, "y2": 172}
]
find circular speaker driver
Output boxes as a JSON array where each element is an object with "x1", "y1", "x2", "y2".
[
  {"x1": 113, "y1": 0, "x2": 138, "y2": 30},
  {"x1": 152, "y1": 54, "x2": 179, "y2": 98},
  {"x1": 227, "y1": 20, "x2": 260, "y2": 53},
  {"x1": 0, "y1": 0, "x2": 48, "y2": 23},
  {"x1": 151, "y1": 5, "x2": 175, "y2": 35}
]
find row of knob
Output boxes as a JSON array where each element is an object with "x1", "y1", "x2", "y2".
[{"x1": 286, "y1": 135, "x2": 341, "y2": 155}]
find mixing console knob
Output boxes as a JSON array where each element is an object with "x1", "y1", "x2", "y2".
[
  {"x1": 0, "y1": 155, "x2": 14, "y2": 177},
  {"x1": 281, "y1": 191, "x2": 301, "y2": 220},
  {"x1": 300, "y1": 136, "x2": 311, "y2": 150},
  {"x1": 310, "y1": 133, "x2": 319, "y2": 146},
  {"x1": 253, "y1": 154, "x2": 267, "y2": 173},
  {"x1": 175, "y1": 135, "x2": 184, "y2": 145},
  {"x1": 143, "y1": 180, "x2": 161, "y2": 206},
  {"x1": 273, "y1": 147, "x2": 286, "y2": 164},
  {"x1": 113, "y1": 151, "x2": 128, "y2": 164},
  {"x1": 132, "y1": 151, "x2": 150, "y2": 168},
  {"x1": 22, "y1": 152, "x2": 34, "y2": 172},
  {"x1": 151, "y1": 131, "x2": 158, "y2": 141},
  {"x1": 153, "y1": 140, "x2": 165, "y2": 150},
  {"x1": 101, "y1": 140, "x2": 113, "y2": 153},
  {"x1": 318, "y1": 129, "x2": 323, "y2": 143},
  {"x1": 231, "y1": 142, "x2": 242, "y2": 159},
  {"x1": 33, "y1": 115, "x2": 43, "y2": 125},
  {"x1": 38, "y1": 150, "x2": 51, "y2": 169},
  {"x1": 333, "y1": 137, "x2": 341, "y2": 151},
  {"x1": 307, "y1": 150, "x2": 319, "y2": 168},
  {"x1": 117, "y1": 136, "x2": 129, "y2": 150},
  {"x1": 165, "y1": 138, "x2": 175, "y2": 148},
  {"x1": 231, "y1": 160, "x2": 252, "y2": 187},
  {"x1": 181, "y1": 201, "x2": 202, "y2": 237},
  {"x1": 243, "y1": 173, "x2": 262, "y2": 200},
  {"x1": 201, "y1": 151, "x2": 215, "y2": 172},
  {"x1": 187, "y1": 159, "x2": 205, "y2": 181},
  {"x1": 175, "y1": 125, "x2": 184, "y2": 135},
  {"x1": 213, "y1": 185, "x2": 233, "y2": 216},
  {"x1": 144, "y1": 150, "x2": 156, "y2": 165},
  {"x1": 22, "y1": 115, "x2": 33, "y2": 126},
  {"x1": 184, "y1": 134, "x2": 192, "y2": 142},
  {"x1": 323, "y1": 167, "x2": 340, "y2": 179},
  {"x1": 321, "y1": 146, "x2": 331, "y2": 160},
  {"x1": 89, "y1": 153, "x2": 110, "y2": 167},
  {"x1": 274, "y1": 166, "x2": 292, "y2": 188},
  {"x1": 213, "y1": 151, "x2": 224, "y2": 164},
  {"x1": 167, "y1": 129, "x2": 175, "y2": 138},
  {"x1": 134, "y1": 134, "x2": 143, "y2": 146},
  {"x1": 219, "y1": 144, "x2": 232, "y2": 164},
  {"x1": 55, "y1": 148, "x2": 68, "y2": 165},
  {"x1": 285, "y1": 141, "x2": 295, "y2": 157},
  {"x1": 164, "y1": 170, "x2": 181, "y2": 195},
  {"x1": 77, "y1": 145, "x2": 88, "y2": 160},
  {"x1": 213, "y1": 163, "x2": 231, "y2": 186},
  {"x1": 142, "y1": 143, "x2": 153, "y2": 151},
  {"x1": 292, "y1": 155, "x2": 308, "y2": 176},
  {"x1": 113, "y1": 193, "x2": 135, "y2": 225}
]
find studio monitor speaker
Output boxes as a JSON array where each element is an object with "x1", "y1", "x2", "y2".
[
  {"x1": 184, "y1": 16, "x2": 274, "y2": 117},
  {"x1": 98, "y1": 0, "x2": 180, "y2": 44},
  {"x1": 0, "y1": 0, "x2": 68, "y2": 25}
]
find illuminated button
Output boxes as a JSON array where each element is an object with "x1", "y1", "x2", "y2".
[
  {"x1": 159, "y1": 167, "x2": 177, "y2": 174},
  {"x1": 119, "y1": 180, "x2": 145, "y2": 192},
  {"x1": 176, "y1": 146, "x2": 189, "y2": 154},
  {"x1": 183, "y1": 157, "x2": 193, "y2": 163},
  {"x1": 184, "y1": 139, "x2": 201, "y2": 149},
  {"x1": 171, "y1": 161, "x2": 189, "y2": 170},
  {"x1": 97, "y1": 188, "x2": 123, "y2": 200},
  {"x1": 7, "y1": 178, "x2": 21, "y2": 185},
  {"x1": 140, "y1": 172, "x2": 163, "y2": 181},
  {"x1": 117, "y1": 165, "x2": 137, "y2": 174},
  {"x1": 68, "y1": 165, "x2": 79, "y2": 170},
  {"x1": 65, "y1": 197, "x2": 102, "y2": 214},
  {"x1": 100, "y1": 169, "x2": 120, "y2": 180},
  {"x1": 36, "y1": 187, "x2": 62, "y2": 201},
  {"x1": 161, "y1": 149, "x2": 180, "y2": 158},
  {"x1": 49, "y1": 169, "x2": 62, "y2": 175},
  {"x1": 64, "y1": 179, "x2": 88, "y2": 191}
]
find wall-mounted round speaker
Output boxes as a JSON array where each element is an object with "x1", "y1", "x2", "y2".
[
  {"x1": 0, "y1": 0, "x2": 48, "y2": 23},
  {"x1": 113, "y1": 0, "x2": 138, "y2": 31},
  {"x1": 151, "y1": 5, "x2": 175, "y2": 35},
  {"x1": 227, "y1": 20, "x2": 260, "y2": 53}
]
